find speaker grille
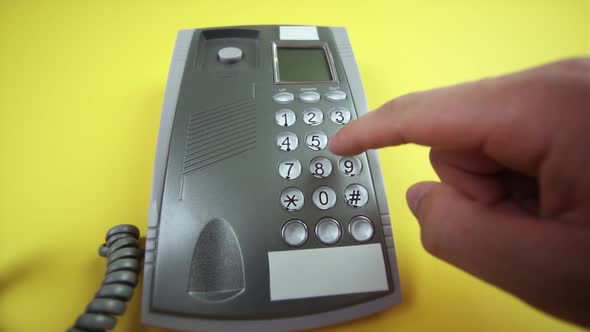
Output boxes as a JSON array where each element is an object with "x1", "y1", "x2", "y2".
[{"x1": 183, "y1": 99, "x2": 257, "y2": 174}]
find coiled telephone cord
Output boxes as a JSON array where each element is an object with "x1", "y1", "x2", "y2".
[{"x1": 67, "y1": 225, "x2": 142, "y2": 332}]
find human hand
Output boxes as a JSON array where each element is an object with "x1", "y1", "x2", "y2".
[{"x1": 329, "y1": 58, "x2": 590, "y2": 328}]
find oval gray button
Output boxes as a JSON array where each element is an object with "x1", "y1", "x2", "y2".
[
  {"x1": 217, "y1": 47, "x2": 243, "y2": 64},
  {"x1": 273, "y1": 92, "x2": 295, "y2": 104},
  {"x1": 326, "y1": 90, "x2": 347, "y2": 102},
  {"x1": 315, "y1": 218, "x2": 341, "y2": 245},
  {"x1": 299, "y1": 91, "x2": 320, "y2": 103},
  {"x1": 348, "y1": 216, "x2": 374, "y2": 242},
  {"x1": 282, "y1": 220, "x2": 308, "y2": 247}
]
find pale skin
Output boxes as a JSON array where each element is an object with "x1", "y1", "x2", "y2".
[{"x1": 328, "y1": 58, "x2": 590, "y2": 328}]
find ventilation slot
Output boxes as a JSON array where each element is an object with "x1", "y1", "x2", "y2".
[{"x1": 183, "y1": 99, "x2": 256, "y2": 174}]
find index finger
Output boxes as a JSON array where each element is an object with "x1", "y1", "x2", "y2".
[{"x1": 327, "y1": 73, "x2": 547, "y2": 175}]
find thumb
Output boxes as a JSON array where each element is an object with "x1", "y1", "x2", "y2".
[{"x1": 406, "y1": 181, "x2": 546, "y2": 297}]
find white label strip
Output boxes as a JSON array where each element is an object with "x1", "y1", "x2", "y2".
[
  {"x1": 268, "y1": 243, "x2": 389, "y2": 301},
  {"x1": 279, "y1": 26, "x2": 319, "y2": 40}
]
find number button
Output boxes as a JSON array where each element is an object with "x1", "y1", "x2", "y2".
[
  {"x1": 276, "y1": 132, "x2": 298, "y2": 152},
  {"x1": 344, "y1": 184, "x2": 369, "y2": 208},
  {"x1": 309, "y1": 157, "x2": 332, "y2": 178},
  {"x1": 280, "y1": 187, "x2": 304, "y2": 211},
  {"x1": 339, "y1": 156, "x2": 362, "y2": 176},
  {"x1": 275, "y1": 109, "x2": 296, "y2": 127},
  {"x1": 278, "y1": 159, "x2": 301, "y2": 180},
  {"x1": 302, "y1": 108, "x2": 323, "y2": 126},
  {"x1": 330, "y1": 107, "x2": 351, "y2": 125},
  {"x1": 305, "y1": 131, "x2": 328, "y2": 150},
  {"x1": 312, "y1": 186, "x2": 337, "y2": 210}
]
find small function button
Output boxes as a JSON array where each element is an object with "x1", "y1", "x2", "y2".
[
  {"x1": 276, "y1": 132, "x2": 298, "y2": 151},
  {"x1": 278, "y1": 159, "x2": 302, "y2": 180},
  {"x1": 282, "y1": 220, "x2": 308, "y2": 247},
  {"x1": 280, "y1": 187, "x2": 304, "y2": 211},
  {"x1": 326, "y1": 90, "x2": 347, "y2": 102},
  {"x1": 302, "y1": 108, "x2": 323, "y2": 126},
  {"x1": 299, "y1": 91, "x2": 321, "y2": 103},
  {"x1": 309, "y1": 157, "x2": 333, "y2": 178},
  {"x1": 344, "y1": 184, "x2": 369, "y2": 208},
  {"x1": 312, "y1": 186, "x2": 337, "y2": 210},
  {"x1": 330, "y1": 107, "x2": 352, "y2": 125},
  {"x1": 315, "y1": 218, "x2": 342, "y2": 245},
  {"x1": 339, "y1": 156, "x2": 362, "y2": 176},
  {"x1": 348, "y1": 216, "x2": 374, "y2": 242},
  {"x1": 305, "y1": 131, "x2": 328, "y2": 150},
  {"x1": 275, "y1": 109, "x2": 296, "y2": 127},
  {"x1": 273, "y1": 92, "x2": 295, "y2": 104},
  {"x1": 217, "y1": 47, "x2": 243, "y2": 64}
]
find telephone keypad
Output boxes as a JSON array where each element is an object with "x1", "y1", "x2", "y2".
[{"x1": 275, "y1": 89, "x2": 374, "y2": 247}]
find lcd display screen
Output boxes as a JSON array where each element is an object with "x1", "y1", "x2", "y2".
[{"x1": 276, "y1": 48, "x2": 333, "y2": 82}]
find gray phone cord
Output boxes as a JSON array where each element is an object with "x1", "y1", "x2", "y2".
[{"x1": 67, "y1": 225, "x2": 143, "y2": 332}]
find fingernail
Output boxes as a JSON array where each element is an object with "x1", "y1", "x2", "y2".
[{"x1": 406, "y1": 183, "x2": 430, "y2": 217}]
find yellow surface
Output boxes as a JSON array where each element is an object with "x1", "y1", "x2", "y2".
[{"x1": 1, "y1": 0, "x2": 588, "y2": 331}]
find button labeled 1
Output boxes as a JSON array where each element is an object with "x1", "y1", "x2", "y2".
[
  {"x1": 305, "y1": 131, "x2": 328, "y2": 150},
  {"x1": 275, "y1": 109, "x2": 296, "y2": 127},
  {"x1": 276, "y1": 132, "x2": 298, "y2": 151}
]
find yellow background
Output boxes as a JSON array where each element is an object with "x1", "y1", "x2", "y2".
[{"x1": 1, "y1": 0, "x2": 588, "y2": 331}]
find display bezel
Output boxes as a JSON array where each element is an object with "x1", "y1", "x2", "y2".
[{"x1": 272, "y1": 41, "x2": 339, "y2": 85}]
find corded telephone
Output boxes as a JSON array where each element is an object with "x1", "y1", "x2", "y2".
[{"x1": 69, "y1": 25, "x2": 401, "y2": 332}]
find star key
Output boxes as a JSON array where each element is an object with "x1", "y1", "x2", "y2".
[{"x1": 280, "y1": 187, "x2": 304, "y2": 211}]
